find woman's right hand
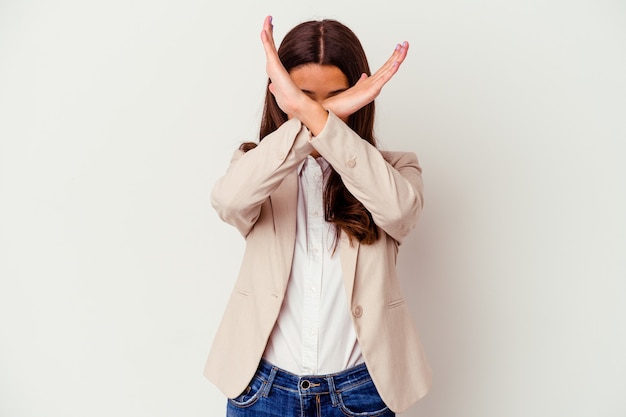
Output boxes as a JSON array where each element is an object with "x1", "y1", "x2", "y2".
[
  {"x1": 260, "y1": 16, "x2": 309, "y2": 119},
  {"x1": 322, "y1": 41, "x2": 409, "y2": 120},
  {"x1": 260, "y1": 16, "x2": 328, "y2": 135}
]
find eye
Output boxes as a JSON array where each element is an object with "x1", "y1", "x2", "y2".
[
  {"x1": 300, "y1": 90, "x2": 315, "y2": 99},
  {"x1": 327, "y1": 89, "x2": 348, "y2": 98}
]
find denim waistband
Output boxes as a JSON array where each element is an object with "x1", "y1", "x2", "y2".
[{"x1": 255, "y1": 359, "x2": 371, "y2": 396}]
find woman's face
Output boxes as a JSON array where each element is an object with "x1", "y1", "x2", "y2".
[{"x1": 289, "y1": 64, "x2": 349, "y2": 122}]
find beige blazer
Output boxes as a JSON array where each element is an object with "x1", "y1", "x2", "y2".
[{"x1": 205, "y1": 112, "x2": 431, "y2": 413}]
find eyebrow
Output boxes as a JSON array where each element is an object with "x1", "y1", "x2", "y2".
[{"x1": 301, "y1": 88, "x2": 348, "y2": 95}]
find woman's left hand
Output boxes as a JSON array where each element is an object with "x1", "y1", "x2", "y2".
[{"x1": 322, "y1": 41, "x2": 409, "y2": 120}]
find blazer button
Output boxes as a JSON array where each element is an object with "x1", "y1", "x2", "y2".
[
  {"x1": 346, "y1": 158, "x2": 356, "y2": 168},
  {"x1": 352, "y1": 305, "x2": 363, "y2": 318}
]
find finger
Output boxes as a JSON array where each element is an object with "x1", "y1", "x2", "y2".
[
  {"x1": 387, "y1": 41, "x2": 409, "y2": 71},
  {"x1": 369, "y1": 43, "x2": 404, "y2": 80},
  {"x1": 371, "y1": 41, "x2": 409, "y2": 82},
  {"x1": 388, "y1": 42, "x2": 409, "y2": 75},
  {"x1": 263, "y1": 15, "x2": 274, "y2": 42},
  {"x1": 354, "y1": 73, "x2": 368, "y2": 86},
  {"x1": 381, "y1": 43, "x2": 405, "y2": 70},
  {"x1": 394, "y1": 41, "x2": 409, "y2": 67},
  {"x1": 260, "y1": 16, "x2": 278, "y2": 58}
]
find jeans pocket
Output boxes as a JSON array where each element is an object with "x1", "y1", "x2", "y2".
[
  {"x1": 227, "y1": 375, "x2": 265, "y2": 408},
  {"x1": 337, "y1": 379, "x2": 393, "y2": 417}
]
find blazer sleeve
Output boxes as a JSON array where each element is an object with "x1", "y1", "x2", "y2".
[
  {"x1": 309, "y1": 111, "x2": 424, "y2": 244},
  {"x1": 211, "y1": 118, "x2": 314, "y2": 237}
]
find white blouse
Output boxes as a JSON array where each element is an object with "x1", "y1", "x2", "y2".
[{"x1": 263, "y1": 155, "x2": 364, "y2": 375}]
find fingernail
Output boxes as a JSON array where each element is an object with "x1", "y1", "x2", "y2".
[
  {"x1": 395, "y1": 44, "x2": 400, "y2": 50},
  {"x1": 402, "y1": 41, "x2": 408, "y2": 47}
]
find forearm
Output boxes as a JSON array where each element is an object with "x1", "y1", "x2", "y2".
[
  {"x1": 309, "y1": 112, "x2": 423, "y2": 243},
  {"x1": 289, "y1": 95, "x2": 330, "y2": 137},
  {"x1": 211, "y1": 119, "x2": 314, "y2": 236}
]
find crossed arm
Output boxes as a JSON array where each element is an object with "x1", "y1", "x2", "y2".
[
  {"x1": 260, "y1": 15, "x2": 410, "y2": 136},
  {"x1": 212, "y1": 17, "x2": 420, "y2": 239}
]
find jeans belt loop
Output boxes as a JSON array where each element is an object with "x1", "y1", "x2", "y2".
[
  {"x1": 262, "y1": 366, "x2": 278, "y2": 398},
  {"x1": 326, "y1": 375, "x2": 338, "y2": 406}
]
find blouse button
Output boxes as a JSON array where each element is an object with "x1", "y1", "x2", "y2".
[
  {"x1": 352, "y1": 305, "x2": 363, "y2": 318},
  {"x1": 346, "y1": 158, "x2": 356, "y2": 168},
  {"x1": 277, "y1": 152, "x2": 285, "y2": 160}
]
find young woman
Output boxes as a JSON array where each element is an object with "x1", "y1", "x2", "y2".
[{"x1": 205, "y1": 16, "x2": 431, "y2": 417}]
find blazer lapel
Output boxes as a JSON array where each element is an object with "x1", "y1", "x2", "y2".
[
  {"x1": 270, "y1": 171, "x2": 298, "y2": 292},
  {"x1": 269, "y1": 171, "x2": 361, "y2": 303},
  {"x1": 339, "y1": 232, "x2": 360, "y2": 303}
]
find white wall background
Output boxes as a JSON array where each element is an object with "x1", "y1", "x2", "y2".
[{"x1": 1, "y1": 0, "x2": 624, "y2": 416}]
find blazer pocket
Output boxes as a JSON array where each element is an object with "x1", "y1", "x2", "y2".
[
  {"x1": 388, "y1": 298, "x2": 406, "y2": 309},
  {"x1": 234, "y1": 288, "x2": 250, "y2": 297}
]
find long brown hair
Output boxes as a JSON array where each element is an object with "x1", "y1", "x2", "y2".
[{"x1": 243, "y1": 19, "x2": 379, "y2": 244}]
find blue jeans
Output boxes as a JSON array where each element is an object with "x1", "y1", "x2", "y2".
[{"x1": 226, "y1": 359, "x2": 395, "y2": 417}]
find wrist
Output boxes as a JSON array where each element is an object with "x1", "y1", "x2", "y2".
[{"x1": 295, "y1": 99, "x2": 328, "y2": 136}]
